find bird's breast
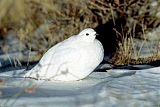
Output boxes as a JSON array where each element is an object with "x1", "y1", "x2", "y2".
[{"x1": 77, "y1": 39, "x2": 104, "y2": 66}]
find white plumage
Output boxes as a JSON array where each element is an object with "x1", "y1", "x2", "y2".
[{"x1": 24, "y1": 28, "x2": 104, "y2": 81}]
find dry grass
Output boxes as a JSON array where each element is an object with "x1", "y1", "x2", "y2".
[
  {"x1": 0, "y1": 0, "x2": 103, "y2": 49},
  {"x1": 111, "y1": 24, "x2": 160, "y2": 65},
  {"x1": 0, "y1": 0, "x2": 160, "y2": 65},
  {"x1": 0, "y1": 0, "x2": 100, "y2": 61}
]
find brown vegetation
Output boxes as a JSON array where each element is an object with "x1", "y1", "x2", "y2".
[{"x1": 0, "y1": 0, "x2": 159, "y2": 65}]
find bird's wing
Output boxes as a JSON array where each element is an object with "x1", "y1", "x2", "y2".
[
  {"x1": 39, "y1": 46, "x2": 82, "y2": 67},
  {"x1": 24, "y1": 38, "x2": 81, "y2": 78},
  {"x1": 38, "y1": 36, "x2": 81, "y2": 66}
]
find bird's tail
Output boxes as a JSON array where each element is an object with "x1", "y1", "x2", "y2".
[{"x1": 23, "y1": 64, "x2": 41, "y2": 79}]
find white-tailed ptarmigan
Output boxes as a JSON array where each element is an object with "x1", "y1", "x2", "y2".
[{"x1": 24, "y1": 28, "x2": 104, "y2": 81}]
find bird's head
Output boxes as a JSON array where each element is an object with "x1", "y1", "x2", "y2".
[{"x1": 78, "y1": 28, "x2": 97, "y2": 42}]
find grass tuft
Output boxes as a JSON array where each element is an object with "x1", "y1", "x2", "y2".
[{"x1": 0, "y1": 0, "x2": 160, "y2": 65}]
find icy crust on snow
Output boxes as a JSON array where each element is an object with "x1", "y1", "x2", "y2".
[{"x1": 0, "y1": 67, "x2": 160, "y2": 107}]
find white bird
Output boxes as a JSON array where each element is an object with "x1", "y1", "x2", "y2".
[{"x1": 24, "y1": 28, "x2": 104, "y2": 81}]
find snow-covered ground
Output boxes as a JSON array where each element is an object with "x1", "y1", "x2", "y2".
[{"x1": 0, "y1": 67, "x2": 160, "y2": 107}]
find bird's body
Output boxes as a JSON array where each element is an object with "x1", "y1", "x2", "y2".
[{"x1": 24, "y1": 28, "x2": 104, "y2": 81}]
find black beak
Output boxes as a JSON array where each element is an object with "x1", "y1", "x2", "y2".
[{"x1": 95, "y1": 33, "x2": 99, "y2": 36}]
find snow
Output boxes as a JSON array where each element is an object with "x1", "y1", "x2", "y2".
[{"x1": 0, "y1": 67, "x2": 160, "y2": 107}]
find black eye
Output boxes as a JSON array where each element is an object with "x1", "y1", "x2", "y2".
[{"x1": 86, "y1": 33, "x2": 89, "y2": 36}]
